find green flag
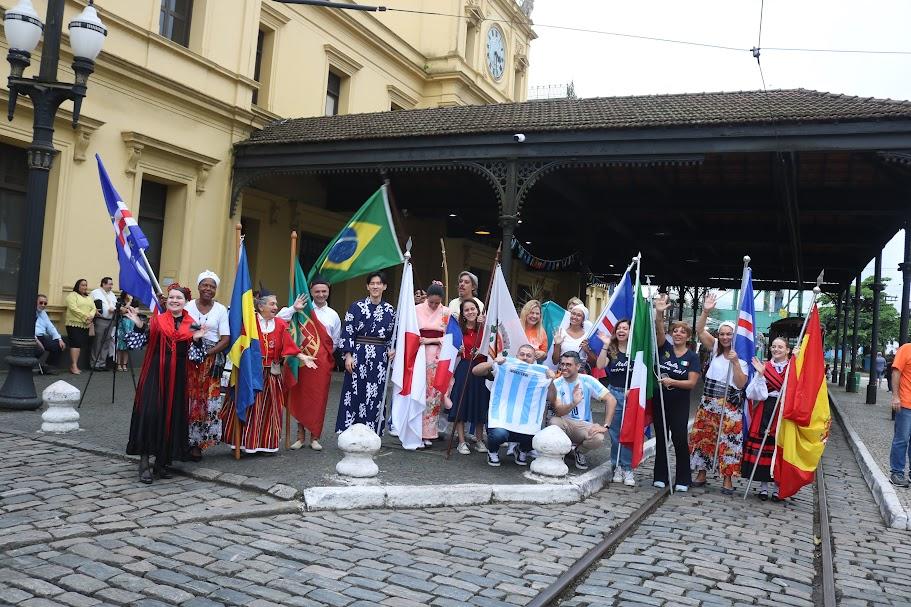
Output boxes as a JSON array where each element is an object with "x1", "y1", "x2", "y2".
[{"x1": 309, "y1": 185, "x2": 404, "y2": 284}]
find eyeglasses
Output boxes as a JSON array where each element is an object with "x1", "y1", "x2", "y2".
[{"x1": 37, "y1": 301, "x2": 48, "y2": 306}]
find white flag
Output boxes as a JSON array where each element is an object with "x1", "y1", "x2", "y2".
[
  {"x1": 390, "y1": 258, "x2": 426, "y2": 450},
  {"x1": 480, "y1": 265, "x2": 528, "y2": 361}
]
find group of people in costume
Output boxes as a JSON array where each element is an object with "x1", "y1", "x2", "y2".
[{"x1": 124, "y1": 263, "x2": 791, "y2": 498}]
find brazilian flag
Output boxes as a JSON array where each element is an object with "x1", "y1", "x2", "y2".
[{"x1": 309, "y1": 185, "x2": 404, "y2": 284}]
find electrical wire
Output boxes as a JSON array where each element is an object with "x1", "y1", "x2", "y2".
[{"x1": 381, "y1": 5, "x2": 911, "y2": 57}]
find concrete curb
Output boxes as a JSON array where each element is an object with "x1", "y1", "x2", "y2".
[
  {"x1": 3, "y1": 426, "x2": 661, "y2": 512},
  {"x1": 830, "y1": 394, "x2": 910, "y2": 530}
]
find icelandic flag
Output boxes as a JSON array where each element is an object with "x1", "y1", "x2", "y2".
[
  {"x1": 433, "y1": 314, "x2": 463, "y2": 394},
  {"x1": 96, "y1": 154, "x2": 159, "y2": 313},
  {"x1": 227, "y1": 241, "x2": 263, "y2": 423},
  {"x1": 587, "y1": 271, "x2": 635, "y2": 354},
  {"x1": 737, "y1": 267, "x2": 757, "y2": 438},
  {"x1": 391, "y1": 258, "x2": 426, "y2": 450}
]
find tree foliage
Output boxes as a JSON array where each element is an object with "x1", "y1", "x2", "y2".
[{"x1": 818, "y1": 276, "x2": 900, "y2": 356}]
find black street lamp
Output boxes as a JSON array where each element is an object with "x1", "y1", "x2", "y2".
[{"x1": 0, "y1": 0, "x2": 106, "y2": 410}]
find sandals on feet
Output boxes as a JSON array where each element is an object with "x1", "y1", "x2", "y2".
[{"x1": 139, "y1": 466, "x2": 153, "y2": 484}]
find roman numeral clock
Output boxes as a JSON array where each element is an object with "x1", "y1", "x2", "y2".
[{"x1": 486, "y1": 24, "x2": 506, "y2": 81}]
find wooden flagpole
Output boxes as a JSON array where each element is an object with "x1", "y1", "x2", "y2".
[
  {"x1": 445, "y1": 244, "x2": 501, "y2": 459},
  {"x1": 646, "y1": 276, "x2": 674, "y2": 494},
  {"x1": 234, "y1": 223, "x2": 243, "y2": 461},
  {"x1": 742, "y1": 271, "x2": 823, "y2": 499},
  {"x1": 441, "y1": 238, "x2": 449, "y2": 303},
  {"x1": 285, "y1": 230, "x2": 298, "y2": 450}
]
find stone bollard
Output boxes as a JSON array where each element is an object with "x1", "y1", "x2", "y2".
[
  {"x1": 530, "y1": 425, "x2": 572, "y2": 478},
  {"x1": 40, "y1": 380, "x2": 80, "y2": 433},
  {"x1": 336, "y1": 423, "x2": 382, "y2": 478}
]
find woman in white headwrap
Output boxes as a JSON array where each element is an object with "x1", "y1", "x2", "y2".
[
  {"x1": 552, "y1": 303, "x2": 596, "y2": 373},
  {"x1": 689, "y1": 292, "x2": 749, "y2": 494},
  {"x1": 184, "y1": 270, "x2": 231, "y2": 461}
]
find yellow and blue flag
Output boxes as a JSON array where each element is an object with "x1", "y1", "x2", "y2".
[
  {"x1": 228, "y1": 241, "x2": 263, "y2": 423},
  {"x1": 309, "y1": 185, "x2": 403, "y2": 284}
]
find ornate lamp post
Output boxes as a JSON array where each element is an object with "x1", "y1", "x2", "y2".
[{"x1": 0, "y1": 0, "x2": 106, "y2": 410}]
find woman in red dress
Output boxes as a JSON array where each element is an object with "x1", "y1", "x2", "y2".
[
  {"x1": 222, "y1": 288, "x2": 316, "y2": 454},
  {"x1": 446, "y1": 299, "x2": 490, "y2": 454}
]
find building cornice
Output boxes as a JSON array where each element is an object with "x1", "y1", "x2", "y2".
[{"x1": 121, "y1": 131, "x2": 220, "y2": 193}]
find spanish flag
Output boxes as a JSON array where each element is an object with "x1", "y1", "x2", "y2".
[
  {"x1": 228, "y1": 241, "x2": 263, "y2": 423},
  {"x1": 309, "y1": 185, "x2": 404, "y2": 284},
  {"x1": 774, "y1": 304, "x2": 832, "y2": 499}
]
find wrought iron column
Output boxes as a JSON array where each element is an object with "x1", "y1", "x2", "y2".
[
  {"x1": 866, "y1": 253, "x2": 884, "y2": 404},
  {"x1": 833, "y1": 296, "x2": 842, "y2": 383},
  {"x1": 838, "y1": 288, "x2": 849, "y2": 387},
  {"x1": 499, "y1": 160, "x2": 517, "y2": 282},
  {"x1": 847, "y1": 275, "x2": 861, "y2": 393},
  {"x1": 678, "y1": 286, "x2": 685, "y2": 320}
]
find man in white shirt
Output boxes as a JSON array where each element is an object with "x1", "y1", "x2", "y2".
[
  {"x1": 448, "y1": 271, "x2": 485, "y2": 318},
  {"x1": 550, "y1": 351, "x2": 617, "y2": 471},
  {"x1": 279, "y1": 276, "x2": 341, "y2": 451},
  {"x1": 89, "y1": 277, "x2": 117, "y2": 371}
]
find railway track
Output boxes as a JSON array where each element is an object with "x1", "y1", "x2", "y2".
[{"x1": 528, "y1": 411, "x2": 840, "y2": 607}]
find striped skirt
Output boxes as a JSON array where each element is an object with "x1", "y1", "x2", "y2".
[{"x1": 221, "y1": 369, "x2": 284, "y2": 454}]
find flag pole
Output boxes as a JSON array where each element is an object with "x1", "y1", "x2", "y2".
[
  {"x1": 615, "y1": 253, "x2": 641, "y2": 473},
  {"x1": 445, "y1": 243, "x2": 501, "y2": 459},
  {"x1": 285, "y1": 230, "x2": 298, "y2": 450},
  {"x1": 379, "y1": 237, "x2": 413, "y2": 437},
  {"x1": 710, "y1": 255, "x2": 751, "y2": 478},
  {"x1": 139, "y1": 249, "x2": 163, "y2": 297},
  {"x1": 233, "y1": 223, "x2": 242, "y2": 461},
  {"x1": 646, "y1": 276, "x2": 674, "y2": 494}
]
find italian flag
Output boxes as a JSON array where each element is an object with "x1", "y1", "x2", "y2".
[
  {"x1": 619, "y1": 281, "x2": 655, "y2": 468},
  {"x1": 774, "y1": 304, "x2": 831, "y2": 499}
]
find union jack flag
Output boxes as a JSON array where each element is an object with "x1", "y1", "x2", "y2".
[{"x1": 96, "y1": 154, "x2": 159, "y2": 312}]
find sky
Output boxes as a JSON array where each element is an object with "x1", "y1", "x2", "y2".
[{"x1": 526, "y1": 0, "x2": 911, "y2": 309}]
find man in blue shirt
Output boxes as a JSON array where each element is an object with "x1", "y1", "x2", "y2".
[{"x1": 35, "y1": 294, "x2": 65, "y2": 373}]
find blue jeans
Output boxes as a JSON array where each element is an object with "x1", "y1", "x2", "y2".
[
  {"x1": 487, "y1": 427, "x2": 533, "y2": 453},
  {"x1": 608, "y1": 385, "x2": 632, "y2": 469},
  {"x1": 890, "y1": 406, "x2": 911, "y2": 475}
]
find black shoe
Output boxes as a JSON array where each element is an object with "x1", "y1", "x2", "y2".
[{"x1": 153, "y1": 464, "x2": 173, "y2": 479}]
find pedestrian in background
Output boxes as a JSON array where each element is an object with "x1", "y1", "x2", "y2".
[
  {"x1": 889, "y1": 343, "x2": 911, "y2": 487},
  {"x1": 90, "y1": 277, "x2": 117, "y2": 370},
  {"x1": 65, "y1": 278, "x2": 96, "y2": 375}
]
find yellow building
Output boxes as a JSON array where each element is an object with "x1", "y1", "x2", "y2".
[{"x1": 0, "y1": 0, "x2": 549, "y2": 336}]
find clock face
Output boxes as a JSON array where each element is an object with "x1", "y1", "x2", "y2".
[{"x1": 486, "y1": 25, "x2": 506, "y2": 80}]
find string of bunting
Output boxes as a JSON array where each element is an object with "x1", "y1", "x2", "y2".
[{"x1": 511, "y1": 237, "x2": 578, "y2": 271}]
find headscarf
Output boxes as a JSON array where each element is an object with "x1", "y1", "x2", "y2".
[
  {"x1": 196, "y1": 270, "x2": 220, "y2": 287},
  {"x1": 166, "y1": 282, "x2": 192, "y2": 301},
  {"x1": 571, "y1": 303, "x2": 589, "y2": 320}
]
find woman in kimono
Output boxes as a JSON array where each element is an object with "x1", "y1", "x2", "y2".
[
  {"x1": 415, "y1": 282, "x2": 448, "y2": 446},
  {"x1": 743, "y1": 336, "x2": 791, "y2": 501},
  {"x1": 222, "y1": 288, "x2": 317, "y2": 454},
  {"x1": 184, "y1": 270, "x2": 230, "y2": 460},
  {"x1": 126, "y1": 283, "x2": 205, "y2": 483},
  {"x1": 690, "y1": 292, "x2": 749, "y2": 494},
  {"x1": 335, "y1": 272, "x2": 396, "y2": 435}
]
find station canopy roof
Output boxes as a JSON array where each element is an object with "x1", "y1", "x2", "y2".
[{"x1": 234, "y1": 89, "x2": 911, "y2": 292}]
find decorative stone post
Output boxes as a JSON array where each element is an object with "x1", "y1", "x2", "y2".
[
  {"x1": 530, "y1": 425, "x2": 572, "y2": 478},
  {"x1": 336, "y1": 423, "x2": 381, "y2": 478},
  {"x1": 40, "y1": 380, "x2": 80, "y2": 433}
]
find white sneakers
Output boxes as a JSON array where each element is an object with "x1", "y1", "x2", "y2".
[
  {"x1": 457, "y1": 442, "x2": 471, "y2": 455},
  {"x1": 289, "y1": 439, "x2": 305, "y2": 450},
  {"x1": 613, "y1": 466, "x2": 636, "y2": 486},
  {"x1": 310, "y1": 439, "x2": 322, "y2": 451}
]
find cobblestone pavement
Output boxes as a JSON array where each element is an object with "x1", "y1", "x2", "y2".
[
  {"x1": 829, "y1": 382, "x2": 911, "y2": 512},
  {"x1": 1, "y1": 430, "x2": 654, "y2": 607},
  {"x1": 558, "y1": 467, "x2": 818, "y2": 606},
  {"x1": 824, "y1": 423, "x2": 911, "y2": 606}
]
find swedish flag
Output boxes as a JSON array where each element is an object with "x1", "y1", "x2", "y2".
[
  {"x1": 310, "y1": 185, "x2": 404, "y2": 284},
  {"x1": 228, "y1": 241, "x2": 263, "y2": 423}
]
